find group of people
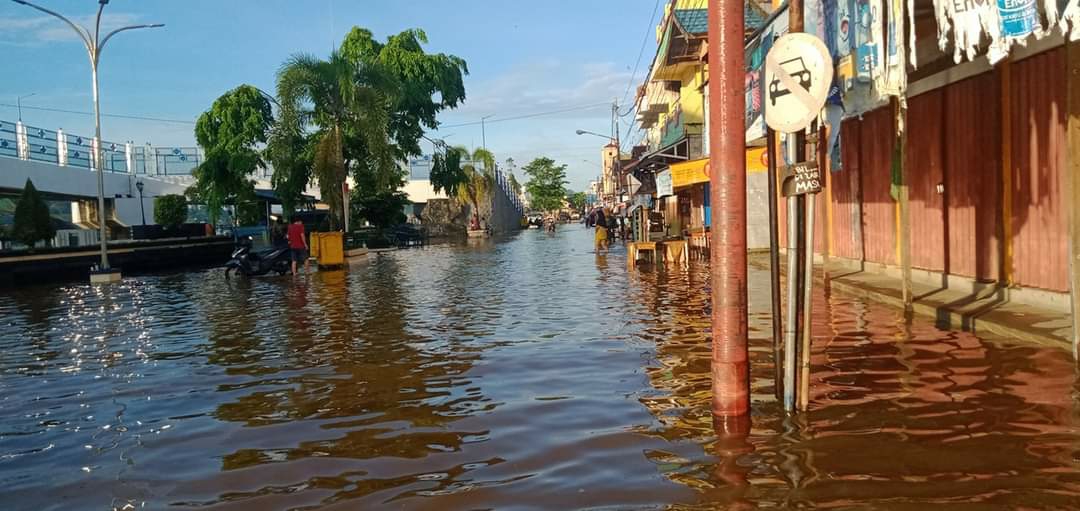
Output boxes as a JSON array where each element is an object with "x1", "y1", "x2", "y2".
[{"x1": 587, "y1": 207, "x2": 625, "y2": 253}]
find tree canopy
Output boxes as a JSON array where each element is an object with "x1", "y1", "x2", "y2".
[
  {"x1": 269, "y1": 27, "x2": 468, "y2": 230},
  {"x1": 523, "y1": 157, "x2": 568, "y2": 212},
  {"x1": 12, "y1": 179, "x2": 55, "y2": 248},
  {"x1": 190, "y1": 85, "x2": 272, "y2": 225},
  {"x1": 567, "y1": 191, "x2": 587, "y2": 211},
  {"x1": 276, "y1": 50, "x2": 395, "y2": 229},
  {"x1": 154, "y1": 194, "x2": 188, "y2": 230},
  {"x1": 340, "y1": 28, "x2": 468, "y2": 161}
]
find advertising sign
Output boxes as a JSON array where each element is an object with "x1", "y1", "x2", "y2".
[{"x1": 998, "y1": 0, "x2": 1039, "y2": 37}]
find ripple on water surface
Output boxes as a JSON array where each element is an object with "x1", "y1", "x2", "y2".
[{"x1": 1, "y1": 226, "x2": 1079, "y2": 510}]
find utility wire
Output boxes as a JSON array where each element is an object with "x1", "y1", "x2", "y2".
[
  {"x1": 620, "y1": 0, "x2": 663, "y2": 109},
  {"x1": 437, "y1": 102, "x2": 610, "y2": 129},
  {"x1": 0, "y1": 103, "x2": 195, "y2": 125}
]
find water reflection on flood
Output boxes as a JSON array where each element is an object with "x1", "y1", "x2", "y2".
[{"x1": 1, "y1": 225, "x2": 1079, "y2": 510}]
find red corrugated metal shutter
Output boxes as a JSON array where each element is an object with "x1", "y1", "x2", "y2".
[
  {"x1": 945, "y1": 71, "x2": 1002, "y2": 281},
  {"x1": 859, "y1": 107, "x2": 897, "y2": 266},
  {"x1": 833, "y1": 118, "x2": 864, "y2": 260},
  {"x1": 1010, "y1": 48, "x2": 1068, "y2": 291},
  {"x1": 906, "y1": 88, "x2": 946, "y2": 272}
]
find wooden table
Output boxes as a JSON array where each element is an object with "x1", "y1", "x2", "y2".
[
  {"x1": 627, "y1": 241, "x2": 657, "y2": 269},
  {"x1": 661, "y1": 239, "x2": 689, "y2": 267}
]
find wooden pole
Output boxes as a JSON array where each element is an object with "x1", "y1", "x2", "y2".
[
  {"x1": 707, "y1": 0, "x2": 750, "y2": 420},
  {"x1": 1066, "y1": 40, "x2": 1080, "y2": 358},
  {"x1": 1001, "y1": 61, "x2": 1015, "y2": 287},
  {"x1": 895, "y1": 98, "x2": 912, "y2": 313}
]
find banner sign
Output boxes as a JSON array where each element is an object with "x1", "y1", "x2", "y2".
[{"x1": 998, "y1": 0, "x2": 1039, "y2": 37}]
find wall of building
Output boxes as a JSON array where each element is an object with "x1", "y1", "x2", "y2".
[
  {"x1": 814, "y1": 46, "x2": 1068, "y2": 294},
  {"x1": 488, "y1": 179, "x2": 523, "y2": 234}
]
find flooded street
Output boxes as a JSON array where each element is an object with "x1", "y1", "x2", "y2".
[{"x1": 3, "y1": 225, "x2": 1080, "y2": 510}]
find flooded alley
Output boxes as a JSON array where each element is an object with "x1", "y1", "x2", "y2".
[{"x1": 2, "y1": 226, "x2": 1080, "y2": 510}]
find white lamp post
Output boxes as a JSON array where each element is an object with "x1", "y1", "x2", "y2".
[{"x1": 11, "y1": 0, "x2": 163, "y2": 283}]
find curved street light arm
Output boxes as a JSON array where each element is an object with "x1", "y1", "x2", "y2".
[
  {"x1": 94, "y1": 1, "x2": 105, "y2": 44},
  {"x1": 9, "y1": 0, "x2": 91, "y2": 48},
  {"x1": 98, "y1": 24, "x2": 165, "y2": 58}
]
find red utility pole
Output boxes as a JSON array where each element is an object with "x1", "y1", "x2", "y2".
[{"x1": 707, "y1": 0, "x2": 749, "y2": 422}]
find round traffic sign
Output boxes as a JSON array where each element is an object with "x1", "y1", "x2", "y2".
[{"x1": 764, "y1": 33, "x2": 834, "y2": 134}]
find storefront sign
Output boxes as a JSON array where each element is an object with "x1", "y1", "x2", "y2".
[
  {"x1": 656, "y1": 169, "x2": 674, "y2": 197},
  {"x1": 671, "y1": 158, "x2": 710, "y2": 188},
  {"x1": 781, "y1": 161, "x2": 822, "y2": 196},
  {"x1": 746, "y1": 147, "x2": 768, "y2": 173}
]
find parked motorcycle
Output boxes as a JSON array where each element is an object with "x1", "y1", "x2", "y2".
[{"x1": 225, "y1": 237, "x2": 291, "y2": 279}]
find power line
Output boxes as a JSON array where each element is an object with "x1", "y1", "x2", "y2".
[
  {"x1": 0, "y1": 103, "x2": 195, "y2": 125},
  {"x1": 620, "y1": 0, "x2": 663, "y2": 109},
  {"x1": 437, "y1": 102, "x2": 611, "y2": 129}
]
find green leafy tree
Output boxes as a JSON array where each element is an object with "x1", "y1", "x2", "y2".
[
  {"x1": 277, "y1": 51, "x2": 395, "y2": 230},
  {"x1": 351, "y1": 189, "x2": 409, "y2": 229},
  {"x1": 523, "y1": 157, "x2": 568, "y2": 212},
  {"x1": 340, "y1": 27, "x2": 468, "y2": 161},
  {"x1": 191, "y1": 85, "x2": 273, "y2": 225},
  {"x1": 453, "y1": 147, "x2": 493, "y2": 220},
  {"x1": 567, "y1": 191, "x2": 587, "y2": 211},
  {"x1": 12, "y1": 179, "x2": 55, "y2": 248},
  {"x1": 154, "y1": 194, "x2": 188, "y2": 230},
  {"x1": 430, "y1": 146, "x2": 468, "y2": 197},
  {"x1": 508, "y1": 172, "x2": 522, "y2": 197},
  {"x1": 266, "y1": 107, "x2": 313, "y2": 217}
]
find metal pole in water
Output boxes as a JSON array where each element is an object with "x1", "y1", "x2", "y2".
[
  {"x1": 707, "y1": 0, "x2": 749, "y2": 421},
  {"x1": 800, "y1": 194, "x2": 816, "y2": 411},
  {"x1": 784, "y1": 194, "x2": 799, "y2": 412},
  {"x1": 767, "y1": 129, "x2": 783, "y2": 400}
]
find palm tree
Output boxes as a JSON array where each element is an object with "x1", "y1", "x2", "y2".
[
  {"x1": 452, "y1": 146, "x2": 494, "y2": 229},
  {"x1": 276, "y1": 51, "x2": 395, "y2": 230}
]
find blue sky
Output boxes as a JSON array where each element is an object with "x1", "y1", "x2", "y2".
[{"x1": 0, "y1": 0, "x2": 660, "y2": 190}]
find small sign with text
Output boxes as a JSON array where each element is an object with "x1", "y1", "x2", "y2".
[{"x1": 781, "y1": 161, "x2": 822, "y2": 197}]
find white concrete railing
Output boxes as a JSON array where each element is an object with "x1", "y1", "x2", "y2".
[{"x1": 0, "y1": 119, "x2": 202, "y2": 177}]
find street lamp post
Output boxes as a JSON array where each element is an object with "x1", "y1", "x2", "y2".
[
  {"x1": 11, "y1": 0, "x2": 163, "y2": 282},
  {"x1": 481, "y1": 115, "x2": 494, "y2": 150},
  {"x1": 135, "y1": 180, "x2": 146, "y2": 226},
  {"x1": 17, "y1": 93, "x2": 35, "y2": 121}
]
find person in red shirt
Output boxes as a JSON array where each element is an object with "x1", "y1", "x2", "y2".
[{"x1": 286, "y1": 216, "x2": 310, "y2": 276}]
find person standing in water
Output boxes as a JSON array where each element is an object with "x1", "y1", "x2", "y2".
[
  {"x1": 287, "y1": 216, "x2": 310, "y2": 276},
  {"x1": 594, "y1": 208, "x2": 608, "y2": 253}
]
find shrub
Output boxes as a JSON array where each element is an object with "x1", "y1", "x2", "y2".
[
  {"x1": 154, "y1": 194, "x2": 189, "y2": 230},
  {"x1": 12, "y1": 179, "x2": 55, "y2": 249}
]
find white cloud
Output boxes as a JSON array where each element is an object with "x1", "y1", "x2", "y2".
[
  {"x1": 442, "y1": 60, "x2": 633, "y2": 122},
  {"x1": 0, "y1": 12, "x2": 141, "y2": 45}
]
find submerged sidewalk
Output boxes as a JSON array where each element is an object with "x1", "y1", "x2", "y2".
[{"x1": 747, "y1": 252, "x2": 1074, "y2": 349}]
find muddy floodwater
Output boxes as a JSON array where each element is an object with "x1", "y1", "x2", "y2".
[{"x1": 2, "y1": 225, "x2": 1080, "y2": 510}]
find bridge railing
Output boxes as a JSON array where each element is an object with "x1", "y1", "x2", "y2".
[{"x1": 0, "y1": 119, "x2": 202, "y2": 176}]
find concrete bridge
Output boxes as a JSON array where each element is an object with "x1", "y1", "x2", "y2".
[{"x1": 0, "y1": 119, "x2": 201, "y2": 230}]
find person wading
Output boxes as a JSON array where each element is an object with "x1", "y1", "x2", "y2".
[
  {"x1": 594, "y1": 208, "x2": 608, "y2": 253},
  {"x1": 287, "y1": 216, "x2": 310, "y2": 276}
]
